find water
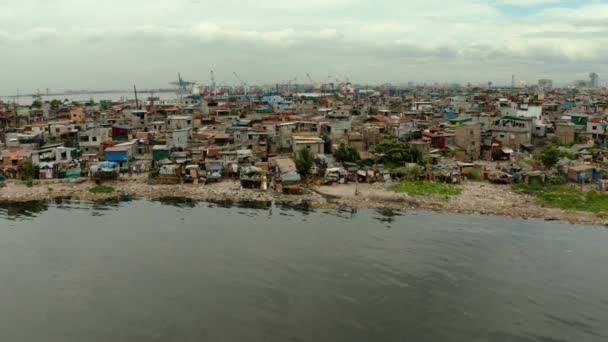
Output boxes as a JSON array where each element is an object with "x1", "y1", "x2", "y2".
[
  {"x1": 0, "y1": 91, "x2": 179, "y2": 105},
  {"x1": 0, "y1": 198, "x2": 607, "y2": 342}
]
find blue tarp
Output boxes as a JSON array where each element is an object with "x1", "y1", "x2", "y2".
[
  {"x1": 444, "y1": 110, "x2": 457, "y2": 119},
  {"x1": 96, "y1": 161, "x2": 117, "y2": 169},
  {"x1": 104, "y1": 150, "x2": 128, "y2": 163},
  {"x1": 562, "y1": 101, "x2": 576, "y2": 108}
]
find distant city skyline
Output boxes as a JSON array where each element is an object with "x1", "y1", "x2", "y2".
[{"x1": 1, "y1": 0, "x2": 607, "y2": 93}]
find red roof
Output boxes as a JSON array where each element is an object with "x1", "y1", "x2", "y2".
[
  {"x1": 213, "y1": 134, "x2": 231, "y2": 140},
  {"x1": 1, "y1": 149, "x2": 32, "y2": 158},
  {"x1": 590, "y1": 117, "x2": 603, "y2": 123},
  {"x1": 206, "y1": 147, "x2": 222, "y2": 157},
  {"x1": 367, "y1": 115, "x2": 389, "y2": 123}
]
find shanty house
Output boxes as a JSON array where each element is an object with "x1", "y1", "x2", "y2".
[{"x1": 292, "y1": 135, "x2": 324, "y2": 157}]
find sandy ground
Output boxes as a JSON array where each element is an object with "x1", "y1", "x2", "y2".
[
  {"x1": 315, "y1": 182, "x2": 606, "y2": 225},
  {"x1": 0, "y1": 177, "x2": 605, "y2": 225},
  {"x1": 0, "y1": 177, "x2": 322, "y2": 205}
]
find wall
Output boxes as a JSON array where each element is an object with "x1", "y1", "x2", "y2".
[
  {"x1": 167, "y1": 129, "x2": 190, "y2": 150},
  {"x1": 555, "y1": 123, "x2": 576, "y2": 145},
  {"x1": 293, "y1": 142, "x2": 324, "y2": 157},
  {"x1": 455, "y1": 124, "x2": 481, "y2": 161}
]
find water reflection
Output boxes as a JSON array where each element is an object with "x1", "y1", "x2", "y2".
[
  {"x1": 373, "y1": 208, "x2": 402, "y2": 226},
  {"x1": 154, "y1": 197, "x2": 198, "y2": 208},
  {"x1": 0, "y1": 201, "x2": 49, "y2": 220},
  {"x1": 322, "y1": 206, "x2": 358, "y2": 220},
  {"x1": 277, "y1": 201, "x2": 314, "y2": 215}
]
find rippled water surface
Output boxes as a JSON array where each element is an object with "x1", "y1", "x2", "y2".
[{"x1": 0, "y1": 199, "x2": 607, "y2": 342}]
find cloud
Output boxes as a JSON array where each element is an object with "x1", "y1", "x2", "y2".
[{"x1": 1, "y1": 0, "x2": 607, "y2": 90}]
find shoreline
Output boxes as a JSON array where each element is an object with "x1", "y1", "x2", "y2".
[{"x1": 0, "y1": 178, "x2": 606, "y2": 226}]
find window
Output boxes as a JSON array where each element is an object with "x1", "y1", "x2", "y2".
[
  {"x1": 92, "y1": 136, "x2": 97, "y2": 142},
  {"x1": 593, "y1": 126, "x2": 598, "y2": 130},
  {"x1": 187, "y1": 120, "x2": 191, "y2": 125},
  {"x1": 61, "y1": 152, "x2": 67, "y2": 160}
]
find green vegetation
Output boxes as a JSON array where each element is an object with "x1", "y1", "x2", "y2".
[
  {"x1": 31, "y1": 100, "x2": 42, "y2": 109},
  {"x1": 390, "y1": 181, "x2": 463, "y2": 197},
  {"x1": 295, "y1": 148, "x2": 314, "y2": 177},
  {"x1": 334, "y1": 144, "x2": 360, "y2": 163},
  {"x1": 535, "y1": 145, "x2": 577, "y2": 169},
  {"x1": 50, "y1": 99, "x2": 62, "y2": 110},
  {"x1": 394, "y1": 165, "x2": 420, "y2": 181},
  {"x1": 512, "y1": 184, "x2": 608, "y2": 214},
  {"x1": 20, "y1": 160, "x2": 38, "y2": 181},
  {"x1": 467, "y1": 167, "x2": 483, "y2": 181},
  {"x1": 89, "y1": 186, "x2": 115, "y2": 194},
  {"x1": 539, "y1": 146, "x2": 561, "y2": 168},
  {"x1": 374, "y1": 134, "x2": 422, "y2": 167}
]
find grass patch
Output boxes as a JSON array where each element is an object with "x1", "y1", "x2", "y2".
[
  {"x1": 390, "y1": 181, "x2": 463, "y2": 197},
  {"x1": 512, "y1": 184, "x2": 608, "y2": 214},
  {"x1": 89, "y1": 185, "x2": 115, "y2": 194}
]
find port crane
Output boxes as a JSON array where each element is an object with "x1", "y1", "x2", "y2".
[{"x1": 233, "y1": 72, "x2": 248, "y2": 95}]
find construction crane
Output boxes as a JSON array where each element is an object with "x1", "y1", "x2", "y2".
[
  {"x1": 306, "y1": 72, "x2": 314, "y2": 84},
  {"x1": 305, "y1": 73, "x2": 321, "y2": 93},
  {"x1": 233, "y1": 72, "x2": 248, "y2": 95},
  {"x1": 169, "y1": 73, "x2": 195, "y2": 98}
]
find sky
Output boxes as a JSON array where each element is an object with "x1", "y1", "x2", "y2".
[{"x1": 0, "y1": 0, "x2": 607, "y2": 93}]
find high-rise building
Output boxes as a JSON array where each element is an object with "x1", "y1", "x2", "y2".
[
  {"x1": 538, "y1": 79, "x2": 553, "y2": 90},
  {"x1": 589, "y1": 72, "x2": 599, "y2": 88}
]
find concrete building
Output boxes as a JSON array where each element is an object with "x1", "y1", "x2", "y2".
[
  {"x1": 292, "y1": 135, "x2": 324, "y2": 157},
  {"x1": 454, "y1": 122, "x2": 481, "y2": 162},
  {"x1": 79, "y1": 126, "x2": 110, "y2": 156},
  {"x1": 167, "y1": 115, "x2": 193, "y2": 131},
  {"x1": 590, "y1": 72, "x2": 599, "y2": 88},
  {"x1": 538, "y1": 79, "x2": 553, "y2": 90},
  {"x1": 555, "y1": 122, "x2": 576, "y2": 145},
  {"x1": 490, "y1": 116, "x2": 533, "y2": 148},
  {"x1": 166, "y1": 128, "x2": 190, "y2": 150},
  {"x1": 32, "y1": 144, "x2": 77, "y2": 165},
  {"x1": 128, "y1": 110, "x2": 149, "y2": 129}
]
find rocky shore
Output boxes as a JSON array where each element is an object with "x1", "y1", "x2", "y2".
[{"x1": 0, "y1": 178, "x2": 605, "y2": 226}]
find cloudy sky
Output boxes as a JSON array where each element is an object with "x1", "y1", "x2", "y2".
[{"x1": 0, "y1": 0, "x2": 606, "y2": 93}]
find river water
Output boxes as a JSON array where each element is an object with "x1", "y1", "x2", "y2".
[{"x1": 0, "y1": 198, "x2": 606, "y2": 342}]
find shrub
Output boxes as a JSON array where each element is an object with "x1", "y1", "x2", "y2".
[
  {"x1": 295, "y1": 148, "x2": 314, "y2": 176},
  {"x1": 467, "y1": 167, "x2": 483, "y2": 181}
]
